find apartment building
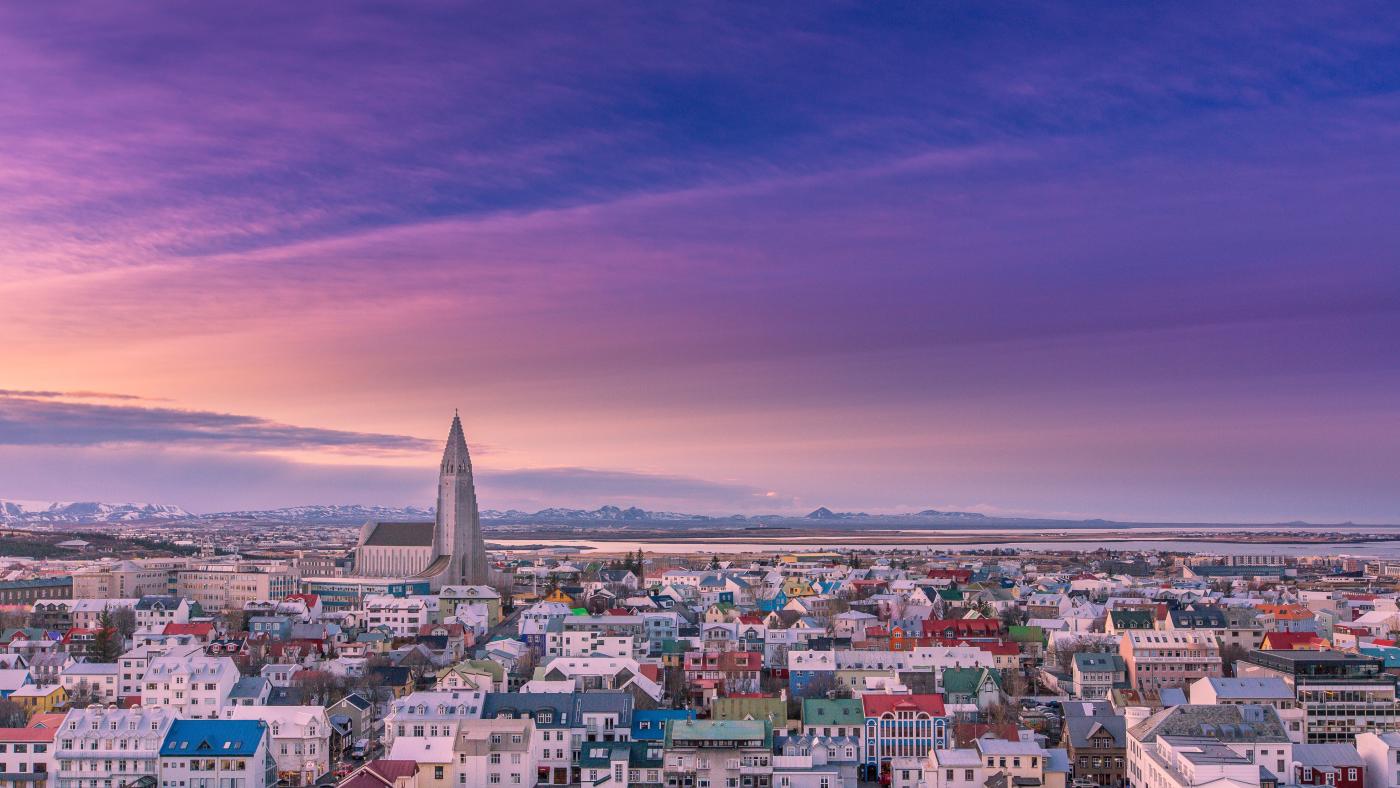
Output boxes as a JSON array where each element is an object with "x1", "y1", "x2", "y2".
[
  {"x1": 54, "y1": 706, "x2": 178, "y2": 788},
  {"x1": 663, "y1": 719, "x2": 773, "y2": 788},
  {"x1": 143, "y1": 654, "x2": 240, "y2": 717},
  {"x1": 1118, "y1": 631, "x2": 1223, "y2": 693}
]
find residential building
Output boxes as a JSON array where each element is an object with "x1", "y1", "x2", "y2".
[
  {"x1": 54, "y1": 706, "x2": 178, "y2": 788},
  {"x1": 158, "y1": 719, "x2": 277, "y2": 788},
  {"x1": 1118, "y1": 631, "x2": 1223, "y2": 693}
]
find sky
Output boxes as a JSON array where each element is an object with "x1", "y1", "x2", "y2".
[{"x1": 2, "y1": 3, "x2": 1398, "y2": 522}]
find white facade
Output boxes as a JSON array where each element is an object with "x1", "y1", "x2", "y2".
[
  {"x1": 54, "y1": 706, "x2": 178, "y2": 788},
  {"x1": 143, "y1": 654, "x2": 239, "y2": 717},
  {"x1": 364, "y1": 595, "x2": 434, "y2": 637},
  {"x1": 220, "y1": 707, "x2": 330, "y2": 785},
  {"x1": 1357, "y1": 732, "x2": 1400, "y2": 788}
]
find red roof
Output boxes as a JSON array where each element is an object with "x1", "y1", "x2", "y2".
[
  {"x1": 284, "y1": 593, "x2": 320, "y2": 606},
  {"x1": 27, "y1": 714, "x2": 67, "y2": 730},
  {"x1": 921, "y1": 619, "x2": 1002, "y2": 638},
  {"x1": 637, "y1": 663, "x2": 661, "y2": 682},
  {"x1": 975, "y1": 642, "x2": 1020, "y2": 656},
  {"x1": 1261, "y1": 631, "x2": 1327, "y2": 650},
  {"x1": 342, "y1": 760, "x2": 419, "y2": 788},
  {"x1": 862, "y1": 693, "x2": 946, "y2": 717},
  {"x1": 0, "y1": 727, "x2": 57, "y2": 742}
]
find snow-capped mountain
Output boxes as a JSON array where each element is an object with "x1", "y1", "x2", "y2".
[
  {"x1": 202, "y1": 504, "x2": 435, "y2": 523},
  {"x1": 0, "y1": 500, "x2": 193, "y2": 524}
]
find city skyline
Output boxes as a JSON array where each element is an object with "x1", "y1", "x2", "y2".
[{"x1": 3, "y1": 4, "x2": 1399, "y2": 522}]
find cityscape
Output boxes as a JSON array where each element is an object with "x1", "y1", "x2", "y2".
[{"x1": 2, "y1": 5, "x2": 1399, "y2": 788}]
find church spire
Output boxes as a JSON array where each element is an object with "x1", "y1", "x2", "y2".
[{"x1": 441, "y1": 411, "x2": 471, "y2": 475}]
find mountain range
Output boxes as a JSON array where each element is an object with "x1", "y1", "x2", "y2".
[
  {"x1": 0, "y1": 500, "x2": 194, "y2": 524},
  {"x1": 1, "y1": 499, "x2": 996, "y2": 525}
]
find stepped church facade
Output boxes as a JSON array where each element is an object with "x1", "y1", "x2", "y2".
[{"x1": 352, "y1": 413, "x2": 489, "y2": 588}]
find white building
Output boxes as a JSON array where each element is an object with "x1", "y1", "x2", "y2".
[
  {"x1": 54, "y1": 706, "x2": 178, "y2": 788},
  {"x1": 1132, "y1": 736, "x2": 1263, "y2": 788},
  {"x1": 384, "y1": 691, "x2": 487, "y2": 748},
  {"x1": 221, "y1": 707, "x2": 330, "y2": 785},
  {"x1": 117, "y1": 642, "x2": 206, "y2": 699},
  {"x1": 58, "y1": 663, "x2": 120, "y2": 704},
  {"x1": 143, "y1": 653, "x2": 240, "y2": 717},
  {"x1": 1357, "y1": 732, "x2": 1400, "y2": 788},
  {"x1": 364, "y1": 595, "x2": 435, "y2": 637},
  {"x1": 452, "y1": 718, "x2": 537, "y2": 788}
]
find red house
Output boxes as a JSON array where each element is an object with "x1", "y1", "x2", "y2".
[{"x1": 1291, "y1": 743, "x2": 1364, "y2": 788}]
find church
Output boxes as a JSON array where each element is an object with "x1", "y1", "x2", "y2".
[{"x1": 352, "y1": 412, "x2": 489, "y2": 588}]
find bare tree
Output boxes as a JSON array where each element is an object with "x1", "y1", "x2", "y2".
[
  {"x1": 0, "y1": 610, "x2": 28, "y2": 630},
  {"x1": 67, "y1": 680, "x2": 102, "y2": 707},
  {"x1": 110, "y1": 607, "x2": 137, "y2": 639},
  {"x1": 1052, "y1": 636, "x2": 1112, "y2": 674},
  {"x1": 0, "y1": 699, "x2": 27, "y2": 727},
  {"x1": 1219, "y1": 643, "x2": 1248, "y2": 677}
]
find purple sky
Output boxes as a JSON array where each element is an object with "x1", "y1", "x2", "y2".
[{"x1": 2, "y1": 3, "x2": 1398, "y2": 521}]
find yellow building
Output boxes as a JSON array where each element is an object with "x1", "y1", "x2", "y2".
[{"x1": 10, "y1": 683, "x2": 66, "y2": 715}]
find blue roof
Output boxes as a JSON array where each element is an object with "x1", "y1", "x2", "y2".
[
  {"x1": 632, "y1": 709, "x2": 696, "y2": 741},
  {"x1": 161, "y1": 720, "x2": 265, "y2": 757}
]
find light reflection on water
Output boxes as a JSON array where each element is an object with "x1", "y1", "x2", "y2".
[{"x1": 491, "y1": 527, "x2": 1400, "y2": 558}]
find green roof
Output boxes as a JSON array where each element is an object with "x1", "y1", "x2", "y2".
[
  {"x1": 665, "y1": 719, "x2": 772, "y2": 748},
  {"x1": 802, "y1": 698, "x2": 862, "y2": 726},
  {"x1": 712, "y1": 697, "x2": 787, "y2": 726},
  {"x1": 1109, "y1": 609, "x2": 1155, "y2": 629},
  {"x1": 942, "y1": 666, "x2": 1001, "y2": 696},
  {"x1": 937, "y1": 589, "x2": 964, "y2": 601},
  {"x1": 1008, "y1": 625, "x2": 1046, "y2": 643}
]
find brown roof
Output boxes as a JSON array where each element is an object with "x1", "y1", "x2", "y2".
[{"x1": 363, "y1": 522, "x2": 434, "y2": 547}]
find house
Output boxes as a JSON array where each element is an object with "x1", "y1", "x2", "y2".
[
  {"x1": 340, "y1": 759, "x2": 419, "y2": 788},
  {"x1": 144, "y1": 653, "x2": 240, "y2": 717},
  {"x1": 1260, "y1": 631, "x2": 1330, "y2": 651},
  {"x1": 1355, "y1": 732, "x2": 1400, "y2": 788},
  {"x1": 452, "y1": 718, "x2": 538, "y2": 788},
  {"x1": 802, "y1": 698, "x2": 864, "y2": 739},
  {"x1": 663, "y1": 720, "x2": 773, "y2": 788},
  {"x1": 1072, "y1": 653, "x2": 1127, "y2": 699},
  {"x1": 159, "y1": 719, "x2": 277, "y2": 788},
  {"x1": 134, "y1": 595, "x2": 193, "y2": 631},
  {"x1": 0, "y1": 720, "x2": 58, "y2": 788},
  {"x1": 480, "y1": 690, "x2": 634, "y2": 785},
  {"x1": 941, "y1": 667, "x2": 1002, "y2": 710},
  {"x1": 58, "y1": 662, "x2": 120, "y2": 703},
  {"x1": 0, "y1": 669, "x2": 32, "y2": 699},
  {"x1": 1061, "y1": 701, "x2": 1127, "y2": 788},
  {"x1": 221, "y1": 706, "x2": 331, "y2": 785},
  {"x1": 862, "y1": 694, "x2": 950, "y2": 781},
  {"x1": 1118, "y1": 631, "x2": 1222, "y2": 692},
  {"x1": 8, "y1": 683, "x2": 66, "y2": 715},
  {"x1": 327, "y1": 693, "x2": 376, "y2": 744},
  {"x1": 1290, "y1": 743, "x2": 1365, "y2": 788}
]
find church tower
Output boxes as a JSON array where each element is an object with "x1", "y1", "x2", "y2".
[{"x1": 433, "y1": 411, "x2": 488, "y2": 585}]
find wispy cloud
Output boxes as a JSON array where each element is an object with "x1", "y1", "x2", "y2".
[
  {"x1": 0, "y1": 393, "x2": 432, "y2": 454},
  {"x1": 0, "y1": 389, "x2": 158, "y2": 401}
]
